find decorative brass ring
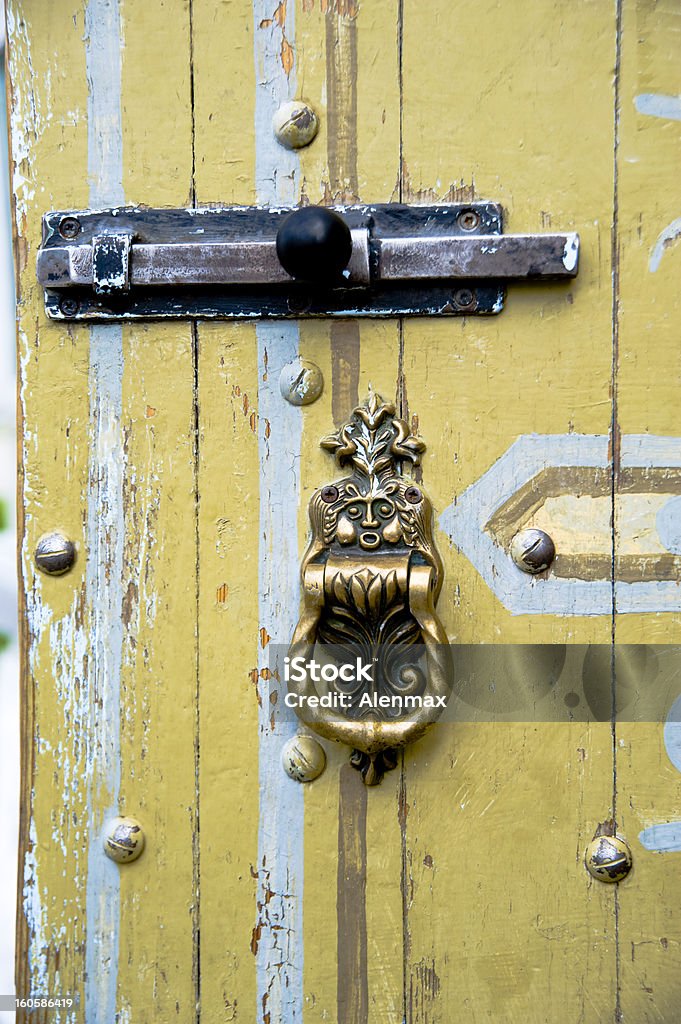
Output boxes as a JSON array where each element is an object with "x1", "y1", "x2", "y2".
[{"x1": 288, "y1": 393, "x2": 452, "y2": 785}]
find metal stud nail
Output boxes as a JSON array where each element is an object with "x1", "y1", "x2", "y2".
[
  {"x1": 279, "y1": 358, "x2": 324, "y2": 406},
  {"x1": 104, "y1": 816, "x2": 146, "y2": 864},
  {"x1": 272, "y1": 101, "x2": 319, "y2": 150},
  {"x1": 510, "y1": 528, "x2": 555, "y2": 574},
  {"x1": 585, "y1": 832, "x2": 633, "y2": 883},
  {"x1": 34, "y1": 531, "x2": 76, "y2": 576},
  {"x1": 282, "y1": 734, "x2": 326, "y2": 783}
]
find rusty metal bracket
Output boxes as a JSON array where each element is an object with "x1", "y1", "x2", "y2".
[{"x1": 37, "y1": 203, "x2": 579, "y2": 321}]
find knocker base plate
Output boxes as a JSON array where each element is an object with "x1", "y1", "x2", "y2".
[{"x1": 287, "y1": 394, "x2": 452, "y2": 783}]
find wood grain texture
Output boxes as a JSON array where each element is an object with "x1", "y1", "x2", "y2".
[
  {"x1": 8, "y1": 4, "x2": 96, "y2": 1018},
  {"x1": 613, "y1": 2, "x2": 681, "y2": 1018},
  {"x1": 399, "y1": 1, "x2": 619, "y2": 1019},
  {"x1": 9, "y1": 1, "x2": 197, "y2": 1020},
  {"x1": 10, "y1": 1, "x2": 681, "y2": 1021}
]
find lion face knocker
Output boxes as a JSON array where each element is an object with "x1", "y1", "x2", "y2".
[{"x1": 288, "y1": 393, "x2": 452, "y2": 785}]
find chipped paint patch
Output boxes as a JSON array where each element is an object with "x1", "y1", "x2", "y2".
[
  {"x1": 5, "y1": 6, "x2": 54, "y2": 231},
  {"x1": 639, "y1": 823, "x2": 681, "y2": 853},
  {"x1": 562, "y1": 232, "x2": 579, "y2": 273},
  {"x1": 649, "y1": 216, "x2": 681, "y2": 273},
  {"x1": 635, "y1": 93, "x2": 681, "y2": 122}
]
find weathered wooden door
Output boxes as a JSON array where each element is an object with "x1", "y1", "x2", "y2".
[{"x1": 9, "y1": 1, "x2": 681, "y2": 1021}]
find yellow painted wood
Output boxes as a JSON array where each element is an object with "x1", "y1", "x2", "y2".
[
  {"x1": 8, "y1": 3, "x2": 94, "y2": 1014},
  {"x1": 399, "y1": 1, "x2": 620, "y2": 1019},
  {"x1": 193, "y1": 3, "x2": 405, "y2": 1020},
  {"x1": 612, "y1": 4, "x2": 681, "y2": 1019},
  {"x1": 10, "y1": 1, "x2": 681, "y2": 1022},
  {"x1": 117, "y1": 5, "x2": 198, "y2": 1017},
  {"x1": 9, "y1": 1, "x2": 198, "y2": 1020},
  {"x1": 195, "y1": 320, "x2": 260, "y2": 1020}
]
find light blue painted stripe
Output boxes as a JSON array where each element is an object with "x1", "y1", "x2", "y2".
[
  {"x1": 641, "y1": 696, "x2": 681, "y2": 852},
  {"x1": 639, "y1": 824, "x2": 681, "y2": 853},
  {"x1": 84, "y1": 2, "x2": 124, "y2": 1021},
  {"x1": 635, "y1": 93, "x2": 681, "y2": 122},
  {"x1": 439, "y1": 434, "x2": 613, "y2": 616},
  {"x1": 621, "y1": 434, "x2": 681, "y2": 467},
  {"x1": 256, "y1": 325, "x2": 304, "y2": 1024},
  {"x1": 440, "y1": 432, "x2": 681, "y2": 616},
  {"x1": 664, "y1": 694, "x2": 681, "y2": 773},
  {"x1": 656, "y1": 496, "x2": 681, "y2": 556},
  {"x1": 253, "y1": 4, "x2": 304, "y2": 1023}
]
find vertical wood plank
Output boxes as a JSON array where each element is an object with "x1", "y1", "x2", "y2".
[
  {"x1": 9, "y1": 1, "x2": 198, "y2": 1020},
  {"x1": 613, "y1": 1, "x2": 681, "y2": 1018},
  {"x1": 399, "y1": 1, "x2": 619, "y2": 1019},
  {"x1": 193, "y1": 3, "x2": 404, "y2": 1023},
  {"x1": 8, "y1": 4, "x2": 96, "y2": 1017}
]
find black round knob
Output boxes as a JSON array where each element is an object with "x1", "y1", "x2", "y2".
[{"x1": 276, "y1": 206, "x2": 352, "y2": 284}]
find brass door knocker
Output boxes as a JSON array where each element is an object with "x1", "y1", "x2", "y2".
[{"x1": 288, "y1": 393, "x2": 452, "y2": 784}]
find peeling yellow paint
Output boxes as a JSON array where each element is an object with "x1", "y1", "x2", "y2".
[{"x1": 11, "y1": 1, "x2": 681, "y2": 1022}]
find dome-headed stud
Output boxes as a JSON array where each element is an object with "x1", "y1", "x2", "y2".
[
  {"x1": 104, "y1": 816, "x2": 146, "y2": 864},
  {"x1": 272, "y1": 100, "x2": 319, "y2": 150},
  {"x1": 585, "y1": 833, "x2": 633, "y2": 883},
  {"x1": 510, "y1": 528, "x2": 556, "y2": 574},
  {"x1": 279, "y1": 358, "x2": 324, "y2": 406},
  {"x1": 34, "y1": 531, "x2": 76, "y2": 576},
  {"x1": 276, "y1": 206, "x2": 353, "y2": 285},
  {"x1": 282, "y1": 734, "x2": 326, "y2": 783}
]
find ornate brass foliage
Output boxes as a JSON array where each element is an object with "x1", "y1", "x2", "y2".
[{"x1": 288, "y1": 394, "x2": 451, "y2": 784}]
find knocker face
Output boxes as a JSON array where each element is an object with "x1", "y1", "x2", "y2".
[
  {"x1": 336, "y1": 490, "x2": 401, "y2": 550},
  {"x1": 321, "y1": 480, "x2": 420, "y2": 552}
]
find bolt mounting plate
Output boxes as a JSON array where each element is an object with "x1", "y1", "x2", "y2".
[{"x1": 37, "y1": 203, "x2": 578, "y2": 322}]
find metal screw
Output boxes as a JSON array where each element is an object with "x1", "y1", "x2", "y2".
[
  {"x1": 510, "y1": 528, "x2": 556, "y2": 574},
  {"x1": 281, "y1": 734, "x2": 326, "y2": 783},
  {"x1": 34, "y1": 531, "x2": 76, "y2": 576},
  {"x1": 405, "y1": 486, "x2": 423, "y2": 504},
  {"x1": 104, "y1": 816, "x2": 146, "y2": 864},
  {"x1": 59, "y1": 216, "x2": 81, "y2": 239},
  {"x1": 287, "y1": 292, "x2": 312, "y2": 315},
  {"x1": 279, "y1": 358, "x2": 324, "y2": 406},
  {"x1": 585, "y1": 832, "x2": 632, "y2": 883},
  {"x1": 59, "y1": 297, "x2": 80, "y2": 318},
  {"x1": 321, "y1": 485, "x2": 339, "y2": 504},
  {"x1": 457, "y1": 209, "x2": 480, "y2": 232},
  {"x1": 273, "y1": 100, "x2": 319, "y2": 150},
  {"x1": 453, "y1": 288, "x2": 476, "y2": 311}
]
